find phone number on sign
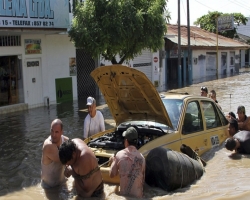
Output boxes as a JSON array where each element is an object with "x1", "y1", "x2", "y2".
[{"x1": 1, "y1": 20, "x2": 54, "y2": 27}]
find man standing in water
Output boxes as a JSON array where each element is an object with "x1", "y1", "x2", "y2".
[
  {"x1": 41, "y1": 119, "x2": 69, "y2": 188},
  {"x1": 200, "y1": 86, "x2": 208, "y2": 97},
  {"x1": 236, "y1": 105, "x2": 250, "y2": 131},
  {"x1": 83, "y1": 96, "x2": 105, "y2": 140},
  {"x1": 109, "y1": 127, "x2": 145, "y2": 198},
  {"x1": 59, "y1": 138, "x2": 104, "y2": 198},
  {"x1": 209, "y1": 89, "x2": 222, "y2": 110}
]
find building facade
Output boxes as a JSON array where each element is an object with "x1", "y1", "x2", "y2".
[
  {"x1": 0, "y1": 0, "x2": 77, "y2": 111},
  {"x1": 164, "y1": 24, "x2": 250, "y2": 88},
  {"x1": 236, "y1": 17, "x2": 250, "y2": 67},
  {"x1": 2, "y1": 3, "x2": 248, "y2": 112}
]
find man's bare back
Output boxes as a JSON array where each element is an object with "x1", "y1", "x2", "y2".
[{"x1": 59, "y1": 138, "x2": 103, "y2": 198}]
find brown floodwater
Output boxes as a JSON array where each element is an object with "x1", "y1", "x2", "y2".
[{"x1": 1, "y1": 70, "x2": 250, "y2": 200}]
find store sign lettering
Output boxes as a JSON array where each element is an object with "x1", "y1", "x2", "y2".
[{"x1": 0, "y1": 0, "x2": 54, "y2": 19}]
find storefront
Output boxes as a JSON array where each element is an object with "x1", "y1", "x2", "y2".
[
  {"x1": 0, "y1": 0, "x2": 77, "y2": 110},
  {"x1": 0, "y1": 55, "x2": 21, "y2": 106}
]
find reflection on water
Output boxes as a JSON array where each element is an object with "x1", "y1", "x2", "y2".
[{"x1": 1, "y1": 71, "x2": 250, "y2": 199}]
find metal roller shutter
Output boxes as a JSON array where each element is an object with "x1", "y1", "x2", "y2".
[{"x1": 133, "y1": 50, "x2": 152, "y2": 81}]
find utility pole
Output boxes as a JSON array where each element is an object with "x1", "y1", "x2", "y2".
[
  {"x1": 216, "y1": 15, "x2": 219, "y2": 79},
  {"x1": 187, "y1": 0, "x2": 192, "y2": 85},
  {"x1": 178, "y1": 0, "x2": 182, "y2": 88}
]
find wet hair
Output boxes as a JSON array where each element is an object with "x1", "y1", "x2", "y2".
[
  {"x1": 201, "y1": 86, "x2": 208, "y2": 93},
  {"x1": 229, "y1": 112, "x2": 236, "y2": 119},
  {"x1": 237, "y1": 105, "x2": 245, "y2": 115},
  {"x1": 225, "y1": 138, "x2": 236, "y2": 151},
  {"x1": 59, "y1": 139, "x2": 76, "y2": 165},
  {"x1": 210, "y1": 89, "x2": 216, "y2": 96}
]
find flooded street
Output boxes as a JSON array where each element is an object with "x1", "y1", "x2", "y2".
[{"x1": 1, "y1": 71, "x2": 250, "y2": 200}]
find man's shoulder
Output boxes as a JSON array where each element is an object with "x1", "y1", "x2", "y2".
[
  {"x1": 84, "y1": 114, "x2": 91, "y2": 119},
  {"x1": 62, "y1": 135, "x2": 69, "y2": 141},
  {"x1": 234, "y1": 131, "x2": 250, "y2": 140},
  {"x1": 115, "y1": 149, "x2": 127, "y2": 157},
  {"x1": 237, "y1": 130, "x2": 250, "y2": 135},
  {"x1": 96, "y1": 110, "x2": 104, "y2": 116},
  {"x1": 42, "y1": 139, "x2": 56, "y2": 153},
  {"x1": 43, "y1": 136, "x2": 52, "y2": 145}
]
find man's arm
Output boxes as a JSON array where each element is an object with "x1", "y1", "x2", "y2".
[
  {"x1": 83, "y1": 116, "x2": 90, "y2": 139},
  {"x1": 99, "y1": 112, "x2": 105, "y2": 132},
  {"x1": 42, "y1": 143, "x2": 61, "y2": 164},
  {"x1": 109, "y1": 156, "x2": 118, "y2": 178}
]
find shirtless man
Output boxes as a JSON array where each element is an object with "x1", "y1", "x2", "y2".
[
  {"x1": 225, "y1": 130, "x2": 250, "y2": 154},
  {"x1": 236, "y1": 105, "x2": 250, "y2": 131},
  {"x1": 109, "y1": 127, "x2": 145, "y2": 198},
  {"x1": 59, "y1": 139, "x2": 103, "y2": 198},
  {"x1": 41, "y1": 119, "x2": 69, "y2": 188}
]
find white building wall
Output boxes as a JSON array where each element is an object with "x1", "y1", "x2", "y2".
[
  {"x1": 0, "y1": 34, "x2": 76, "y2": 108},
  {"x1": 99, "y1": 49, "x2": 166, "y2": 92},
  {"x1": 43, "y1": 34, "x2": 77, "y2": 104}
]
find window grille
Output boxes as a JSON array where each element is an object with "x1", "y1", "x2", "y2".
[{"x1": 0, "y1": 35, "x2": 21, "y2": 46}]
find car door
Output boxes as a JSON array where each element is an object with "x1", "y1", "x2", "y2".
[
  {"x1": 180, "y1": 100, "x2": 210, "y2": 156},
  {"x1": 201, "y1": 100, "x2": 227, "y2": 147}
]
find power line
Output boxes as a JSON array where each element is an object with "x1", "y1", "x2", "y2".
[
  {"x1": 235, "y1": 0, "x2": 248, "y2": 7},
  {"x1": 234, "y1": 0, "x2": 250, "y2": 10},
  {"x1": 194, "y1": 0, "x2": 250, "y2": 13},
  {"x1": 228, "y1": 0, "x2": 250, "y2": 13},
  {"x1": 193, "y1": 0, "x2": 215, "y2": 11}
]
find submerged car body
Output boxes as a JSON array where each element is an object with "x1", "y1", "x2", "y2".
[{"x1": 85, "y1": 65, "x2": 228, "y2": 184}]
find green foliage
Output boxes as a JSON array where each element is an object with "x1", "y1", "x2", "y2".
[
  {"x1": 194, "y1": 11, "x2": 248, "y2": 39},
  {"x1": 69, "y1": 0, "x2": 169, "y2": 64}
]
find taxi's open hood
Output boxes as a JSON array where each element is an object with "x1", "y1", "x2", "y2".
[{"x1": 91, "y1": 65, "x2": 173, "y2": 128}]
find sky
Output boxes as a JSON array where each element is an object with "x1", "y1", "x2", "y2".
[{"x1": 167, "y1": 0, "x2": 250, "y2": 25}]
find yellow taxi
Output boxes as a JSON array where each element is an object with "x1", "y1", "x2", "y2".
[{"x1": 85, "y1": 65, "x2": 228, "y2": 184}]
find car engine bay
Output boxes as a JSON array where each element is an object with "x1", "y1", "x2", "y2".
[{"x1": 87, "y1": 123, "x2": 170, "y2": 150}]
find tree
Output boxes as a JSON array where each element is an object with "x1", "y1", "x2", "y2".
[
  {"x1": 194, "y1": 11, "x2": 248, "y2": 39},
  {"x1": 69, "y1": 0, "x2": 170, "y2": 64}
]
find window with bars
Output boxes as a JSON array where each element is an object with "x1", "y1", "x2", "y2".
[{"x1": 0, "y1": 36, "x2": 21, "y2": 46}]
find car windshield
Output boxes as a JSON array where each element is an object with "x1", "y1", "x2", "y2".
[
  {"x1": 119, "y1": 98, "x2": 183, "y2": 131},
  {"x1": 162, "y1": 98, "x2": 183, "y2": 130}
]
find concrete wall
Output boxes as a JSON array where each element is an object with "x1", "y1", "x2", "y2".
[{"x1": 192, "y1": 49, "x2": 240, "y2": 82}]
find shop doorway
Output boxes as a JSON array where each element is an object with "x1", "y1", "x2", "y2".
[
  {"x1": 167, "y1": 58, "x2": 185, "y2": 89},
  {"x1": 0, "y1": 56, "x2": 20, "y2": 106}
]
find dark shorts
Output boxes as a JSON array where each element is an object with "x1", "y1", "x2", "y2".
[{"x1": 91, "y1": 181, "x2": 104, "y2": 197}]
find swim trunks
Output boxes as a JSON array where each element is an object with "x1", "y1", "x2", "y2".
[{"x1": 91, "y1": 181, "x2": 104, "y2": 197}]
